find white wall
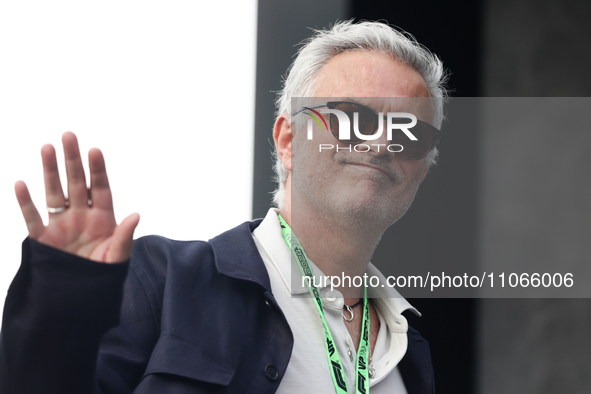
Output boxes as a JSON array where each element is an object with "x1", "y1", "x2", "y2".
[{"x1": 0, "y1": 1, "x2": 257, "y2": 322}]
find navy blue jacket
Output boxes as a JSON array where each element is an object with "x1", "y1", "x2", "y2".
[{"x1": 0, "y1": 220, "x2": 435, "y2": 393}]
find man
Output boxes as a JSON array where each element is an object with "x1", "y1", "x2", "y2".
[{"x1": 1, "y1": 21, "x2": 446, "y2": 393}]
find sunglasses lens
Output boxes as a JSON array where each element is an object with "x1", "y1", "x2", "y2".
[
  {"x1": 330, "y1": 103, "x2": 377, "y2": 143},
  {"x1": 390, "y1": 120, "x2": 436, "y2": 159}
]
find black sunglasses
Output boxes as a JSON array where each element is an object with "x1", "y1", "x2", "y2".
[{"x1": 294, "y1": 101, "x2": 441, "y2": 160}]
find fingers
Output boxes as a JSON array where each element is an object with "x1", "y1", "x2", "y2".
[
  {"x1": 105, "y1": 213, "x2": 140, "y2": 264},
  {"x1": 62, "y1": 132, "x2": 89, "y2": 208},
  {"x1": 15, "y1": 181, "x2": 44, "y2": 239},
  {"x1": 88, "y1": 148, "x2": 114, "y2": 211},
  {"x1": 41, "y1": 144, "x2": 67, "y2": 210}
]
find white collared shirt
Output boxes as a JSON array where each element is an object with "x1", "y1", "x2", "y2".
[{"x1": 252, "y1": 209, "x2": 419, "y2": 393}]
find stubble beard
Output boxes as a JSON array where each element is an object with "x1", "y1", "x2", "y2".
[
  {"x1": 339, "y1": 167, "x2": 424, "y2": 246},
  {"x1": 292, "y1": 151, "x2": 426, "y2": 247}
]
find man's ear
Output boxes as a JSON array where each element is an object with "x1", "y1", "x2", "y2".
[{"x1": 273, "y1": 114, "x2": 292, "y2": 171}]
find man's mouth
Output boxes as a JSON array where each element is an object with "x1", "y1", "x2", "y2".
[{"x1": 342, "y1": 160, "x2": 398, "y2": 182}]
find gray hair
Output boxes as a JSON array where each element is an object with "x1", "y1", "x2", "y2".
[{"x1": 272, "y1": 20, "x2": 448, "y2": 208}]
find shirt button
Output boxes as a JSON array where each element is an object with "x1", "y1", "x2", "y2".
[
  {"x1": 265, "y1": 365, "x2": 279, "y2": 381},
  {"x1": 345, "y1": 334, "x2": 353, "y2": 346},
  {"x1": 326, "y1": 291, "x2": 336, "y2": 302}
]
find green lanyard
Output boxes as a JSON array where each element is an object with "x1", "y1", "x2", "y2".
[{"x1": 277, "y1": 214, "x2": 370, "y2": 394}]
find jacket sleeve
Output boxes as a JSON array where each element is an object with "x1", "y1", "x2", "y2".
[{"x1": 0, "y1": 237, "x2": 156, "y2": 394}]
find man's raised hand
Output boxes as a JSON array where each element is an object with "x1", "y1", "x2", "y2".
[{"x1": 14, "y1": 132, "x2": 139, "y2": 263}]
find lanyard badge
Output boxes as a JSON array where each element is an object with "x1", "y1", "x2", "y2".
[{"x1": 278, "y1": 214, "x2": 371, "y2": 394}]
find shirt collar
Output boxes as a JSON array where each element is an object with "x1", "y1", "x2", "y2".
[{"x1": 252, "y1": 208, "x2": 421, "y2": 317}]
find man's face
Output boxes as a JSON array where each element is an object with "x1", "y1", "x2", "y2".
[{"x1": 289, "y1": 50, "x2": 433, "y2": 232}]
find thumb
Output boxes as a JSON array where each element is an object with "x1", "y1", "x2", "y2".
[{"x1": 105, "y1": 213, "x2": 140, "y2": 264}]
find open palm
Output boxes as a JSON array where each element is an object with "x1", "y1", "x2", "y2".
[{"x1": 15, "y1": 132, "x2": 139, "y2": 263}]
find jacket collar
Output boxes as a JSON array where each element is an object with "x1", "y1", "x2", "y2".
[
  {"x1": 398, "y1": 326, "x2": 436, "y2": 394},
  {"x1": 209, "y1": 219, "x2": 271, "y2": 292}
]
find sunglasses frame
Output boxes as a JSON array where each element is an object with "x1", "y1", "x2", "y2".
[{"x1": 293, "y1": 100, "x2": 441, "y2": 160}]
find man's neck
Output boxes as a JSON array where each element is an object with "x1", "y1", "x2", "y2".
[{"x1": 279, "y1": 202, "x2": 385, "y2": 299}]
